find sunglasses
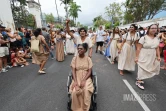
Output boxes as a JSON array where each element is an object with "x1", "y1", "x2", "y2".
[{"x1": 130, "y1": 27, "x2": 134, "y2": 28}]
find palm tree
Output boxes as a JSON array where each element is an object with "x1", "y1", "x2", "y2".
[
  {"x1": 69, "y1": 2, "x2": 81, "y2": 25},
  {"x1": 55, "y1": 0, "x2": 60, "y2": 20},
  {"x1": 60, "y1": 0, "x2": 73, "y2": 18}
]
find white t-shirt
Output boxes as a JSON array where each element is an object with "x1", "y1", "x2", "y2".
[
  {"x1": 88, "y1": 32, "x2": 93, "y2": 38},
  {"x1": 96, "y1": 30, "x2": 105, "y2": 42}
]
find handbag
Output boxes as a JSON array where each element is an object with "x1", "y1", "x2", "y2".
[
  {"x1": 31, "y1": 36, "x2": 39, "y2": 52},
  {"x1": 117, "y1": 42, "x2": 122, "y2": 49}
]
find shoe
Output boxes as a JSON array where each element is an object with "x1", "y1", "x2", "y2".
[
  {"x1": 2, "y1": 68, "x2": 8, "y2": 73},
  {"x1": 136, "y1": 81, "x2": 144, "y2": 90},
  {"x1": 51, "y1": 57, "x2": 55, "y2": 60},
  {"x1": 100, "y1": 51, "x2": 103, "y2": 55},
  {"x1": 95, "y1": 50, "x2": 98, "y2": 53},
  {"x1": 21, "y1": 65, "x2": 24, "y2": 67},
  {"x1": 42, "y1": 68, "x2": 46, "y2": 71},
  {"x1": 38, "y1": 70, "x2": 46, "y2": 74},
  {"x1": 5, "y1": 65, "x2": 12, "y2": 69}
]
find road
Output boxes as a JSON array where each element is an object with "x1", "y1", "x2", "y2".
[{"x1": 0, "y1": 49, "x2": 166, "y2": 111}]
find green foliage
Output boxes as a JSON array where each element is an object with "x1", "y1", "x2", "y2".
[
  {"x1": 105, "y1": 22, "x2": 112, "y2": 29},
  {"x1": 60, "y1": 0, "x2": 73, "y2": 5},
  {"x1": 114, "y1": 21, "x2": 120, "y2": 27},
  {"x1": 124, "y1": 0, "x2": 166, "y2": 23},
  {"x1": 26, "y1": 14, "x2": 36, "y2": 28},
  {"x1": 105, "y1": 2, "x2": 123, "y2": 24},
  {"x1": 93, "y1": 15, "x2": 107, "y2": 28},
  {"x1": 45, "y1": 13, "x2": 55, "y2": 24},
  {"x1": 55, "y1": 24, "x2": 64, "y2": 29},
  {"x1": 69, "y1": 2, "x2": 81, "y2": 25}
]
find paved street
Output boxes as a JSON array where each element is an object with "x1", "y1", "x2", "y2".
[{"x1": 0, "y1": 49, "x2": 166, "y2": 111}]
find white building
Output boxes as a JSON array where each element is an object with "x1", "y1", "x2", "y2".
[
  {"x1": 119, "y1": 16, "x2": 166, "y2": 29},
  {"x1": 0, "y1": 0, "x2": 15, "y2": 31},
  {"x1": 27, "y1": 0, "x2": 42, "y2": 28}
]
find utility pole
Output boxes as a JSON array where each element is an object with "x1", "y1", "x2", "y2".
[{"x1": 38, "y1": 0, "x2": 43, "y2": 27}]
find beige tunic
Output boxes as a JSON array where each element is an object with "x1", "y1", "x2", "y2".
[
  {"x1": 31, "y1": 35, "x2": 49, "y2": 64},
  {"x1": 55, "y1": 35, "x2": 64, "y2": 62},
  {"x1": 118, "y1": 32, "x2": 140, "y2": 71},
  {"x1": 137, "y1": 35, "x2": 160, "y2": 80},
  {"x1": 70, "y1": 56, "x2": 94, "y2": 111},
  {"x1": 74, "y1": 35, "x2": 92, "y2": 56},
  {"x1": 110, "y1": 34, "x2": 121, "y2": 62}
]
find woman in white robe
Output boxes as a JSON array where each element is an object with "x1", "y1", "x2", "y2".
[
  {"x1": 118, "y1": 24, "x2": 140, "y2": 75},
  {"x1": 135, "y1": 24, "x2": 160, "y2": 90},
  {"x1": 66, "y1": 32, "x2": 75, "y2": 54},
  {"x1": 107, "y1": 27, "x2": 122, "y2": 64}
]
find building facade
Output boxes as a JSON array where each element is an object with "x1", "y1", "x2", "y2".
[
  {"x1": 0, "y1": 0, "x2": 15, "y2": 31},
  {"x1": 27, "y1": 0, "x2": 42, "y2": 28}
]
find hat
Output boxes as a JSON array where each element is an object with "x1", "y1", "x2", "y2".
[{"x1": 0, "y1": 24, "x2": 6, "y2": 28}]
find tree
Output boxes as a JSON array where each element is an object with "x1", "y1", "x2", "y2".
[
  {"x1": 105, "y1": 22, "x2": 112, "y2": 29},
  {"x1": 60, "y1": 0, "x2": 73, "y2": 18},
  {"x1": 10, "y1": 0, "x2": 28, "y2": 27},
  {"x1": 105, "y1": 2, "x2": 123, "y2": 24},
  {"x1": 45, "y1": 13, "x2": 55, "y2": 24},
  {"x1": 124, "y1": 0, "x2": 166, "y2": 23},
  {"x1": 69, "y1": 2, "x2": 81, "y2": 25},
  {"x1": 147, "y1": 0, "x2": 166, "y2": 19},
  {"x1": 26, "y1": 14, "x2": 36, "y2": 29},
  {"x1": 93, "y1": 15, "x2": 107, "y2": 28}
]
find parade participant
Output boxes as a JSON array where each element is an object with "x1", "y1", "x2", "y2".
[
  {"x1": 95, "y1": 26, "x2": 106, "y2": 54},
  {"x1": 69, "y1": 43, "x2": 94, "y2": 111},
  {"x1": 66, "y1": 19, "x2": 92, "y2": 58},
  {"x1": 66, "y1": 30, "x2": 75, "y2": 54},
  {"x1": 42, "y1": 27, "x2": 55, "y2": 59},
  {"x1": 160, "y1": 26, "x2": 166, "y2": 69},
  {"x1": 135, "y1": 24, "x2": 160, "y2": 89},
  {"x1": 31, "y1": 28, "x2": 50, "y2": 74},
  {"x1": 55, "y1": 30, "x2": 66, "y2": 62},
  {"x1": 118, "y1": 24, "x2": 140, "y2": 75},
  {"x1": 107, "y1": 27, "x2": 122, "y2": 64},
  {"x1": 104, "y1": 31, "x2": 111, "y2": 58}
]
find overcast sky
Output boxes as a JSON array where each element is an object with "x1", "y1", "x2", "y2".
[{"x1": 34, "y1": 0, "x2": 125, "y2": 24}]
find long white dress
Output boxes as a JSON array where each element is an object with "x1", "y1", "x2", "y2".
[
  {"x1": 110, "y1": 34, "x2": 121, "y2": 62},
  {"x1": 118, "y1": 32, "x2": 140, "y2": 71},
  {"x1": 66, "y1": 34, "x2": 75, "y2": 54},
  {"x1": 137, "y1": 35, "x2": 160, "y2": 80}
]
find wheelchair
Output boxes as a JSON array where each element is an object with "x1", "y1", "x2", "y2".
[{"x1": 67, "y1": 70, "x2": 98, "y2": 111}]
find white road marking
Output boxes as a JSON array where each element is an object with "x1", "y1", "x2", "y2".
[
  {"x1": 123, "y1": 79, "x2": 151, "y2": 111},
  {"x1": 102, "y1": 50, "x2": 151, "y2": 111}
]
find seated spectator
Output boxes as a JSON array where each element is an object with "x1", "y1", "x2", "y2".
[
  {"x1": 18, "y1": 47, "x2": 31, "y2": 59},
  {"x1": 14, "y1": 51, "x2": 29, "y2": 67}
]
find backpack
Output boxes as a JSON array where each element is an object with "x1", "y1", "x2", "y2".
[{"x1": 30, "y1": 36, "x2": 40, "y2": 53}]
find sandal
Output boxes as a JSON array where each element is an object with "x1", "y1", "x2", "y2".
[
  {"x1": 38, "y1": 70, "x2": 46, "y2": 74},
  {"x1": 120, "y1": 71, "x2": 124, "y2": 76},
  {"x1": 111, "y1": 61, "x2": 114, "y2": 64},
  {"x1": 136, "y1": 81, "x2": 144, "y2": 90}
]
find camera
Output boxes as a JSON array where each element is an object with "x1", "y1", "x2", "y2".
[{"x1": 160, "y1": 30, "x2": 166, "y2": 33}]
